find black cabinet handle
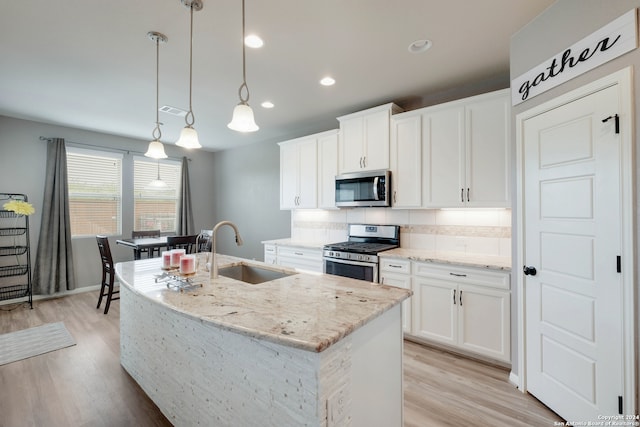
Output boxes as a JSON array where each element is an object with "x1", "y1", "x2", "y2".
[
  {"x1": 449, "y1": 272, "x2": 467, "y2": 277},
  {"x1": 460, "y1": 188, "x2": 464, "y2": 202},
  {"x1": 459, "y1": 290, "x2": 463, "y2": 306},
  {"x1": 466, "y1": 188, "x2": 469, "y2": 202},
  {"x1": 453, "y1": 289, "x2": 456, "y2": 305},
  {"x1": 523, "y1": 265, "x2": 537, "y2": 276}
]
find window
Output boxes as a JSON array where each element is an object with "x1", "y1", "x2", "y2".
[
  {"x1": 133, "y1": 157, "x2": 181, "y2": 233},
  {"x1": 67, "y1": 148, "x2": 123, "y2": 237}
]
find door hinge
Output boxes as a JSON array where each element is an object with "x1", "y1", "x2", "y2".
[
  {"x1": 617, "y1": 256, "x2": 621, "y2": 273},
  {"x1": 602, "y1": 114, "x2": 620, "y2": 134},
  {"x1": 618, "y1": 395, "x2": 623, "y2": 415}
]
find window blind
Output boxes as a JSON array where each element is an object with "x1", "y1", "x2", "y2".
[
  {"x1": 133, "y1": 157, "x2": 181, "y2": 233},
  {"x1": 66, "y1": 147, "x2": 123, "y2": 237}
]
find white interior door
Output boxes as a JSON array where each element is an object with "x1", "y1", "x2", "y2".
[{"x1": 522, "y1": 84, "x2": 624, "y2": 420}]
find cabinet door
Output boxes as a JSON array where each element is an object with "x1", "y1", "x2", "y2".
[
  {"x1": 423, "y1": 106, "x2": 465, "y2": 207},
  {"x1": 457, "y1": 284, "x2": 510, "y2": 362},
  {"x1": 317, "y1": 131, "x2": 338, "y2": 209},
  {"x1": 339, "y1": 117, "x2": 364, "y2": 173},
  {"x1": 390, "y1": 114, "x2": 422, "y2": 208},
  {"x1": 412, "y1": 276, "x2": 457, "y2": 346},
  {"x1": 363, "y1": 110, "x2": 390, "y2": 171},
  {"x1": 280, "y1": 143, "x2": 299, "y2": 209},
  {"x1": 380, "y1": 272, "x2": 412, "y2": 333},
  {"x1": 296, "y1": 139, "x2": 318, "y2": 208},
  {"x1": 465, "y1": 93, "x2": 510, "y2": 207}
]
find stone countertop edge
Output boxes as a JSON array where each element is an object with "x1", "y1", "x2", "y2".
[
  {"x1": 261, "y1": 238, "x2": 329, "y2": 249},
  {"x1": 115, "y1": 255, "x2": 412, "y2": 353},
  {"x1": 380, "y1": 248, "x2": 512, "y2": 271}
]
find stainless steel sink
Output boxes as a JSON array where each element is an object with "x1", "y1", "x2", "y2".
[{"x1": 217, "y1": 264, "x2": 294, "y2": 284}]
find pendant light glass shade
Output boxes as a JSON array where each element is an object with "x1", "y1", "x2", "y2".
[
  {"x1": 176, "y1": 0, "x2": 202, "y2": 149},
  {"x1": 228, "y1": 102, "x2": 258, "y2": 132},
  {"x1": 145, "y1": 31, "x2": 169, "y2": 160},
  {"x1": 147, "y1": 161, "x2": 168, "y2": 188},
  {"x1": 229, "y1": 0, "x2": 258, "y2": 133},
  {"x1": 145, "y1": 140, "x2": 168, "y2": 159},
  {"x1": 176, "y1": 125, "x2": 201, "y2": 148}
]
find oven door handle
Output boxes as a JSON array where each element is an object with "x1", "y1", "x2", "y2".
[
  {"x1": 323, "y1": 257, "x2": 377, "y2": 268},
  {"x1": 373, "y1": 177, "x2": 379, "y2": 200}
]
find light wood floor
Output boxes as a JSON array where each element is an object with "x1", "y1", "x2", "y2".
[{"x1": 0, "y1": 292, "x2": 562, "y2": 426}]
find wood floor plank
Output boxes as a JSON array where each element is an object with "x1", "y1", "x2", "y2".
[{"x1": 0, "y1": 292, "x2": 562, "y2": 426}]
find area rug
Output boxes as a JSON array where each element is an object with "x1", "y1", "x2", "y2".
[{"x1": 0, "y1": 322, "x2": 76, "y2": 366}]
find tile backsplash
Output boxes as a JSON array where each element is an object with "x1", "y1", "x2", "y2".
[{"x1": 291, "y1": 208, "x2": 511, "y2": 257}]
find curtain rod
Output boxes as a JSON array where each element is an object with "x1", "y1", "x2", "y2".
[{"x1": 38, "y1": 137, "x2": 191, "y2": 161}]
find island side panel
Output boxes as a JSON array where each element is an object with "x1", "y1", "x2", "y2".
[
  {"x1": 349, "y1": 304, "x2": 404, "y2": 427},
  {"x1": 120, "y1": 286, "x2": 325, "y2": 427}
]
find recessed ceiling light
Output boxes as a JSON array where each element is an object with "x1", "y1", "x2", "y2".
[
  {"x1": 245, "y1": 34, "x2": 264, "y2": 48},
  {"x1": 408, "y1": 39, "x2": 432, "y2": 54},
  {"x1": 261, "y1": 101, "x2": 274, "y2": 109},
  {"x1": 320, "y1": 76, "x2": 335, "y2": 86}
]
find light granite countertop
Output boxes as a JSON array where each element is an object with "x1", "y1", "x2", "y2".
[
  {"x1": 380, "y1": 248, "x2": 511, "y2": 271},
  {"x1": 261, "y1": 238, "x2": 328, "y2": 249},
  {"x1": 115, "y1": 254, "x2": 411, "y2": 353}
]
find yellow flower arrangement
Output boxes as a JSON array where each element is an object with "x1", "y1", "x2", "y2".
[{"x1": 3, "y1": 200, "x2": 35, "y2": 216}]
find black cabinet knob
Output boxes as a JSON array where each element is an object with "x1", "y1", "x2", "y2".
[{"x1": 523, "y1": 266, "x2": 537, "y2": 276}]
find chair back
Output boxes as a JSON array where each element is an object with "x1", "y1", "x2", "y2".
[
  {"x1": 197, "y1": 229, "x2": 212, "y2": 252},
  {"x1": 167, "y1": 235, "x2": 198, "y2": 254},
  {"x1": 96, "y1": 235, "x2": 114, "y2": 274},
  {"x1": 132, "y1": 229, "x2": 161, "y2": 239}
]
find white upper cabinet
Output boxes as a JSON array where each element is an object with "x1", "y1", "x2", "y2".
[
  {"x1": 337, "y1": 103, "x2": 402, "y2": 173},
  {"x1": 390, "y1": 113, "x2": 423, "y2": 208},
  {"x1": 423, "y1": 89, "x2": 510, "y2": 208},
  {"x1": 317, "y1": 130, "x2": 339, "y2": 209},
  {"x1": 279, "y1": 137, "x2": 318, "y2": 209}
]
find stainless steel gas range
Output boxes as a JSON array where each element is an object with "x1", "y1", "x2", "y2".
[{"x1": 323, "y1": 224, "x2": 400, "y2": 283}]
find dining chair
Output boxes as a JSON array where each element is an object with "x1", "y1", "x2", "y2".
[
  {"x1": 197, "y1": 229, "x2": 213, "y2": 252},
  {"x1": 132, "y1": 229, "x2": 161, "y2": 258},
  {"x1": 96, "y1": 235, "x2": 119, "y2": 314},
  {"x1": 166, "y1": 235, "x2": 198, "y2": 254}
]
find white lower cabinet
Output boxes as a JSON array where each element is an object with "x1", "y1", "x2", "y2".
[
  {"x1": 411, "y1": 262, "x2": 510, "y2": 363},
  {"x1": 263, "y1": 243, "x2": 323, "y2": 273},
  {"x1": 264, "y1": 244, "x2": 277, "y2": 265},
  {"x1": 379, "y1": 258, "x2": 412, "y2": 333}
]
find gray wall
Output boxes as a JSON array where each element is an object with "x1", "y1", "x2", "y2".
[
  {"x1": 509, "y1": 0, "x2": 640, "y2": 385},
  {"x1": 0, "y1": 115, "x2": 217, "y2": 292},
  {"x1": 210, "y1": 139, "x2": 290, "y2": 260}
]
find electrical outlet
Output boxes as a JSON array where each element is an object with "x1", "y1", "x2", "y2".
[{"x1": 327, "y1": 385, "x2": 348, "y2": 427}]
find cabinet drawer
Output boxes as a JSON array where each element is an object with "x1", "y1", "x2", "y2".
[
  {"x1": 277, "y1": 245, "x2": 322, "y2": 260},
  {"x1": 380, "y1": 258, "x2": 411, "y2": 274},
  {"x1": 264, "y1": 244, "x2": 276, "y2": 254},
  {"x1": 413, "y1": 262, "x2": 510, "y2": 290}
]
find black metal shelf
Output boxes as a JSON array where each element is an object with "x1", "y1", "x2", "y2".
[
  {"x1": 0, "y1": 193, "x2": 32, "y2": 308},
  {"x1": 0, "y1": 283, "x2": 31, "y2": 300},
  {"x1": 0, "y1": 245, "x2": 28, "y2": 256}
]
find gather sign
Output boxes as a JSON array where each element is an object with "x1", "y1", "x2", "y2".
[{"x1": 511, "y1": 9, "x2": 637, "y2": 106}]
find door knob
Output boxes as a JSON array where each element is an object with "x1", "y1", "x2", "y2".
[{"x1": 523, "y1": 266, "x2": 537, "y2": 276}]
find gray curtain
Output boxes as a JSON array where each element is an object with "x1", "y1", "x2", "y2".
[
  {"x1": 177, "y1": 156, "x2": 194, "y2": 235},
  {"x1": 33, "y1": 138, "x2": 76, "y2": 294}
]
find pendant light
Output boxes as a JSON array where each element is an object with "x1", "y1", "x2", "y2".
[
  {"x1": 144, "y1": 31, "x2": 169, "y2": 159},
  {"x1": 147, "y1": 161, "x2": 168, "y2": 189},
  {"x1": 228, "y1": 0, "x2": 259, "y2": 132},
  {"x1": 176, "y1": 0, "x2": 203, "y2": 149}
]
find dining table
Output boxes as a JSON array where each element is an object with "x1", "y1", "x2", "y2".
[{"x1": 116, "y1": 236, "x2": 169, "y2": 260}]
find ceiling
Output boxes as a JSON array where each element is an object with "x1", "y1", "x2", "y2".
[{"x1": 0, "y1": 0, "x2": 554, "y2": 152}]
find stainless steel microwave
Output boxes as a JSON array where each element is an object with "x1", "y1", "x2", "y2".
[{"x1": 335, "y1": 170, "x2": 391, "y2": 207}]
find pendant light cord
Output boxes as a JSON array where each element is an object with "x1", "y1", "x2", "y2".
[
  {"x1": 238, "y1": 0, "x2": 250, "y2": 104},
  {"x1": 152, "y1": 36, "x2": 162, "y2": 140},
  {"x1": 185, "y1": 3, "x2": 196, "y2": 126}
]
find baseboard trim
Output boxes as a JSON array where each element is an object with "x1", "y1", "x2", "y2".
[
  {"x1": 0, "y1": 284, "x2": 102, "y2": 306},
  {"x1": 508, "y1": 371, "x2": 520, "y2": 388}
]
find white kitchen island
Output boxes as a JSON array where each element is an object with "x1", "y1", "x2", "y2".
[{"x1": 115, "y1": 254, "x2": 411, "y2": 427}]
